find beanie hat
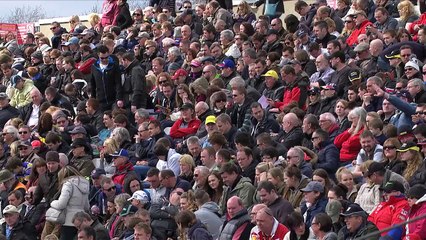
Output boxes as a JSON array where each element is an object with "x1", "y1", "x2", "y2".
[
  {"x1": 31, "y1": 51, "x2": 43, "y2": 60},
  {"x1": 46, "y1": 151, "x2": 60, "y2": 163}
]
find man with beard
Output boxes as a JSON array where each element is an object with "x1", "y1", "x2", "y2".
[
  {"x1": 353, "y1": 130, "x2": 383, "y2": 177},
  {"x1": 317, "y1": 84, "x2": 338, "y2": 115}
]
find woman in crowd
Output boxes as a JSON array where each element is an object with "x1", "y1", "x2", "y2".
[
  {"x1": 313, "y1": 169, "x2": 335, "y2": 195},
  {"x1": 175, "y1": 210, "x2": 212, "y2": 240},
  {"x1": 267, "y1": 167, "x2": 286, "y2": 196},
  {"x1": 111, "y1": 127, "x2": 132, "y2": 150},
  {"x1": 207, "y1": 170, "x2": 224, "y2": 204},
  {"x1": 335, "y1": 0, "x2": 351, "y2": 18},
  {"x1": 334, "y1": 99, "x2": 351, "y2": 133},
  {"x1": 123, "y1": 176, "x2": 141, "y2": 195},
  {"x1": 334, "y1": 107, "x2": 367, "y2": 166},
  {"x1": 397, "y1": 0, "x2": 419, "y2": 28},
  {"x1": 175, "y1": 84, "x2": 195, "y2": 108},
  {"x1": 382, "y1": 138, "x2": 404, "y2": 175},
  {"x1": 27, "y1": 158, "x2": 47, "y2": 188},
  {"x1": 354, "y1": 161, "x2": 381, "y2": 214},
  {"x1": 48, "y1": 165, "x2": 90, "y2": 240},
  {"x1": 233, "y1": 0, "x2": 256, "y2": 24},
  {"x1": 341, "y1": 15, "x2": 355, "y2": 38},
  {"x1": 300, "y1": 181, "x2": 328, "y2": 227},
  {"x1": 306, "y1": 87, "x2": 321, "y2": 116},
  {"x1": 179, "y1": 154, "x2": 196, "y2": 184},
  {"x1": 98, "y1": 138, "x2": 119, "y2": 175},
  {"x1": 255, "y1": 162, "x2": 270, "y2": 185},
  {"x1": 104, "y1": 198, "x2": 116, "y2": 225},
  {"x1": 283, "y1": 166, "x2": 310, "y2": 210},
  {"x1": 106, "y1": 193, "x2": 131, "y2": 239},
  {"x1": 311, "y1": 213, "x2": 337, "y2": 240},
  {"x1": 180, "y1": 191, "x2": 198, "y2": 212},
  {"x1": 398, "y1": 142, "x2": 426, "y2": 186},
  {"x1": 406, "y1": 184, "x2": 426, "y2": 238},
  {"x1": 336, "y1": 167, "x2": 358, "y2": 202},
  {"x1": 209, "y1": 91, "x2": 228, "y2": 116},
  {"x1": 284, "y1": 211, "x2": 315, "y2": 240}
]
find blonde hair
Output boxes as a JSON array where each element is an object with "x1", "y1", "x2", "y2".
[
  {"x1": 44, "y1": 235, "x2": 59, "y2": 240},
  {"x1": 403, "y1": 150, "x2": 423, "y2": 181},
  {"x1": 88, "y1": 13, "x2": 100, "y2": 26},
  {"x1": 57, "y1": 165, "x2": 83, "y2": 189},
  {"x1": 324, "y1": 17, "x2": 336, "y2": 32},
  {"x1": 181, "y1": 190, "x2": 198, "y2": 212},
  {"x1": 336, "y1": 167, "x2": 353, "y2": 183},
  {"x1": 9, "y1": 141, "x2": 19, "y2": 157},
  {"x1": 256, "y1": 162, "x2": 272, "y2": 173},
  {"x1": 179, "y1": 154, "x2": 195, "y2": 169},
  {"x1": 103, "y1": 138, "x2": 119, "y2": 155},
  {"x1": 237, "y1": 0, "x2": 253, "y2": 16},
  {"x1": 398, "y1": 1, "x2": 417, "y2": 21},
  {"x1": 348, "y1": 107, "x2": 367, "y2": 135}
]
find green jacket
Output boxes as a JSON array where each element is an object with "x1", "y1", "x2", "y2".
[
  {"x1": 220, "y1": 177, "x2": 255, "y2": 215},
  {"x1": 10, "y1": 79, "x2": 34, "y2": 108}
]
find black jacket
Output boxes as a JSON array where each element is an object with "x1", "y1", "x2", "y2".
[
  {"x1": 250, "y1": 112, "x2": 281, "y2": 138},
  {"x1": 116, "y1": 3, "x2": 133, "y2": 30},
  {"x1": 277, "y1": 127, "x2": 303, "y2": 150},
  {"x1": 89, "y1": 109, "x2": 105, "y2": 133},
  {"x1": 1, "y1": 218, "x2": 37, "y2": 240},
  {"x1": 90, "y1": 56, "x2": 123, "y2": 109},
  {"x1": 19, "y1": 100, "x2": 45, "y2": 126},
  {"x1": 318, "y1": 95, "x2": 338, "y2": 115},
  {"x1": 123, "y1": 60, "x2": 148, "y2": 108},
  {"x1": 227, "y1": 98, "x2": 253, "y2": 132},
  {"x1": 49, "y1": 93, "x2": 75, "y2": 117},
  {"x1": 0, "y1": 104, "x2": 20, "y2": 129}
]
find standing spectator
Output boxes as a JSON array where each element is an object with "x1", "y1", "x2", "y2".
[
  {"x1": 194, "y1": 189, "x2": 223, "y2": 239},
  {"x1": 115, "y1": 0, "x2": 132, "y2": 30},
  {"x1": 121, "y1": 52, "x2": 147, "y2": 111},
  {"x1": 90, "y1": 45, "x2": 123, "y2": 111},
  {"x1": 50, "y1": 22, "x2": 67, "y2": 49},
  {"x1": 100, "y1": 0, "x2": 119, "y2": 28}
]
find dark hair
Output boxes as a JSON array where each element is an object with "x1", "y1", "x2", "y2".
[
  {"x1": 257, "y1": 181, "x2": 276, "y2": 193},
  {"x1": 97, "y1": 45, "x2": 109, "y2": 54},
  {"x1": 314, "y1": 213, "x2": 333, "y2": 232},
  {"x1": 234, "y1": 131, "x2": 254, "y2": 148},
  {"x1": 80, "y1": 226, "x2": 96, "y2": 239},
  {"x1": 175, "y1": 210, "x2": 196, "y2": 228},
  {"x1": 146, "y1": 167, "x2": 160, "y2": 177},
  {"x1": 330, "y1": 183, "x2": 348, "y2": 200},
  {"x1": 288, "y1": 211, "x2": 305, "y2": 230},
  {"x1": 154, "y1": 143, "x2": 169, "y2": 156},
  {"x1": 261, "y1": 147, "x2": 278, "y2": 159},
  {"x1": 45, "y1": 131, "x2": 61, "y2": 144},
  {"x1": 314, "y1": 129, "x2": 329, "y2": 141},
  {"x1": 285, "y1": 165, "x2": 302, "y2": 180},
  {"x1": 220, "y1": 162, "x2": 239, "y2": 175}
]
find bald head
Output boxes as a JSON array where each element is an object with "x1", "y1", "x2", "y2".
[
  {"x1": 30, "y1": 88, "x2": 43, "y2": 105},
  {"x1": 255, "y1": 207, "x2": 275, "y2": 233},
  {"x1": 227, "y1": 196, "x2": 244, "y2": 218},
  {"x1": 195, "y1": 102, "x2": 209, "y2": 117},
  {"x1": 250, "y1": 204, "x2": 268, "y2": 224},
  {"x1": 369, "y1": 39, "x2": 383, "y2": 57}
]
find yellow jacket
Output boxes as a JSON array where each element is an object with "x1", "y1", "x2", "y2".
[{"x1": 10, "y1": 79, "x2": 35, "y2": 108}]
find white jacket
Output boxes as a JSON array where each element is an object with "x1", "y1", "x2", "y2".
[{"x1": 50, "y1": 176, "x2": 90, "y2": 226}]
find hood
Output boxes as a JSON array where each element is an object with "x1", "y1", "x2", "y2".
[
  {"x1": 201, "y1": 201, "x2": 220, "y2": 213},
  {"x1": 188, "y1": 220, "x2": 206, "y2": 237},
  {"x1": 68, "y1": 176, "x2": 90, "y2": 194}
]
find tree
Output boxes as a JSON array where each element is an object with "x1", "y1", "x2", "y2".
[{"x1": 2, "y1": 5, "x2": 47, "y2": 24}]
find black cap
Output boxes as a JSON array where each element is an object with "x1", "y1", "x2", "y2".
[
  {"x1": 407, "y1": 184, "x2": 426, "y2": 199},
  {"x1": 91, "y1": 168, "x2": 106, "y2": 179},
  {"x1": 308, "y1": 87, "x2": 321, "y2": 95},
  {"x1": 180, "y1": 102, "x2": 194, "y2": 110},
  {"x1": 397, "y1": 126, "x2": 414, "y2": 136},
  {"x1": 349, "y1": 69, "x2": 362, "y2": 82},
  {"x1": 396, "y1": 141, "x2": 419, "y2": 152},
  {"x1": 71, "y1": 138, "x2": 90, "y2": 149},
  {"x1": 340, "y1": 203, "x2": 367, "y2": 217},
  {"x1": 385, "y1": 50, "x2": 401, "y2": 59},
  {"x1": 366, "y1": 162, "x2": 384, "y2": 177},
  {"x1": 380, "y1": 181, "x2": 405, "y2": 193}
]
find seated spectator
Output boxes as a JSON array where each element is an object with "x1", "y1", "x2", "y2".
[
  {"x1": 1, "y1": 205, "x2": 37, "y2": 240},
  {"x1": 218, "y1": 196, "x2": 254, "y2": 240},
  {"x1": 250, "y1": 207, "x2": 289, "y2": 239},
  {"x1": 282, "y1": 166, "x2": 310, "y2": 210},
  {"x1": 312, "y1": 129, "x2": 339, "y2": 180},
  {"x1": 300, "y1": 181, "x2": 328, "y2": 227},
  {"x1": 194, "y1": 189, "x2": 223, "y2": 239},
  {"x1": 338, "y1": 203, "x2": 380, "y2": 239},
  {"x1": 256, "y1": 181, "x2": 293, "y2": 224}
]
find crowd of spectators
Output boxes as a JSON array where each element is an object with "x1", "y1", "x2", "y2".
[{"x1": 0, "y1": 0, "x2": 426, "y2": 239}]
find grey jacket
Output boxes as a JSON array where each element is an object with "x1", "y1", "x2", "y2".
[
  {"x1": 194, "y1": 202, "x2": 223, "y2": 239},
  {"x1": 50, "y1": 176, "x2": 90, "y2": 226}
]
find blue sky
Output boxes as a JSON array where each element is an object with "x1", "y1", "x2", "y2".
[{"x1": 0, "y1": 1, "x2": 103, "y2": 19}]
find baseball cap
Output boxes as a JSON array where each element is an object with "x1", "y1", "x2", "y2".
[
  {"x1": 200, "y1": 56, "x2": 215, "y2": 63},
  {"x1": 120, "y1": 204, "x2": 138, "y2": 217},
  {"x1": 300, "y1": 181, "x2": 324, "y2": 193},
  {"x1": 296, "y1": 29, "x2": 307, "y2": 38},
  {"x1": 340, "y1": 203, "x2": 367, "y2": 217},
  {"x1": 397, "y1": 125, "x2": 414, "y2": 137},
  {"x1": 64, "y1": 36, "x2": 79, "y2": 46},
  {"x1": 18, "y1": 140, "x2": 32, "y2": 148},
  {"x1": 190, "y1": 60, "x2": 202, "y2": 67},
  {"x1": 111, "y1": 149, "x2": 129, "y2": 158},
  {"x1": 172, "y1": 69, "x2": 188, "y2": 80},
  {"x1": 366, "y1": 162, "x2": 384, "y2": 177},
  {"x1": 267, "y1": 29, "x2": 279, "y2": 36},
  {"x1": 137, "y1": 32, "x2": 150, "y2": 39},
  {"x1": 348, "y1": 69, "x2": 362, "y2": 82},
  {"x1": 91, "y1": 168, "x2": 106, "y2": 179},
  {"x1": 217, "y1": 58, "x2": 235, "y2": 69},
  {"x1": 128, "y1": 190, "x2": 150, "y2": 203},
  {"x1": 353, "y1": 42, "x2": 369, "y2": 52},
  {"x1": 385, "y1": 50, "x2": 401, "y2": 59},
  {"x1": 0, "y1": 92, "x2": 8, "y2": 100},
  {"x1": 407, "y1": 184, "x2": 426, "y2": 199},
  {"x1": 261, "y1": 70, "x2": 279, "y2": 80},
  {"x1": 69, "y1": 126, "x2": 87, "y2": 135},
  {"x1": 11, "y1": 75, "x2": 23, "y2": 88},
  {"x1": 321, "y1": 83, "x2": 336, "y2": 90},
  {"x1": 80, "y1": 29, "x2": 95, "y2": 37},
  {"x1": 3, "y1": 205, "x2": 19, "y2": 215},
  {"x1": 205, "y1": 115, "x2": 216, "y2": 125},
  {"x1": 180, "y1": 102, "x2": 194, "y2": 111},
  {"x1": 379, "y1": 180, "x2": 405, "y2": 193},
  {"x1": 397, "y1": 141, "x2": 419, "y2": 152},
  {"x1": 353, "y1": 10, "x2": 367, "y2": 18},
  {"x1": 46, "y1": 151, "x2": 60, "y2": 163},
  {"x1": 31, "y1": 140, "x2": 42, "y2": 149}
]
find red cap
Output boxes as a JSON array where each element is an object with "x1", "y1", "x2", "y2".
[
  {"x1": 172, "y1": 69, "x2": 188, "y2": 80},
  {"x1": 31, "y1": 140, "x2": 42, "y2": 148}
]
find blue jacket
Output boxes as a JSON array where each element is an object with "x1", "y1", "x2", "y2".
[
  {"x1": 188, "y1": 221, "x2": 213, "y2": 240},
  {"x1": 315, "y1": 140, "x2": 339, "y2": 180},
  {"x1": 301, "y1": 197, "x2": 328, "y2": 227},
  {"x1": 387, "y1": 95, "x2": 415, "y2": 129}
]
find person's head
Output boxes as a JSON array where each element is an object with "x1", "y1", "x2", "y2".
[
  {"x1": 257, "y1": 181, "x2": 279, "y2": 206},
  {"x1": 72, "y1": 211, "x2": 94, "y2": 232},
  {"x1": 312, "y1": 129, "x2": 329, "y2": 149},
  {"x1": 281, "y1": 112, "x2": 299, "y2": 133},
  {"x1": 311, "y1": 213, "x2": 333, "y2": 236},
  {"x1": 179, "y1": 154, "x2": 195, "y2": 176},
  {"x1": 348, "y1": 107, "x2": 367, "y2": 133},
  {"x1": 288, "y1": 211, "x2": 307, "y2": 236},
  {"x1": 400, "y1": 45, "x2": 413, "y2": 64},
  {"x1": 328, "y1": 183, "x2": 348, "y2": 201},
  {"x1": 208, "y1": 170, "x2": 223, "y2": 191},
  {"x1": 216, "y1": 113, "x2": 232, "y2": 134},
  {"x1": 146, "y1": 168, "x2": 160, "y2": 189},
  {"x1": 101, "y1": 177, "x2": 118, "y2": 199},
  {"x1": 159, "y1": 169, "x2": 177, "y2": 188},
  {"x1": 354, "y1": 10, "x2": 367, "y2": 26},
  {"x1": 341, "y1": 203, "x2": 368, "y2": 233},
  {"x1": 408, "y1": 78, "x2": 424, "y2": 97},
  {"x1": 220, "y1": 162, "x2": 239, "y2": 187},
  {"x1": 313, "y1": 21, "x2": 328, "y2": 40},
  {"x1": 284, "y1": 166, "x2": 302, "y2": 188},
  {"x1": 359, "y1": 130, "x2": 376, "y2": 153},
  {"x1": 134, "y1": 222, "x2": 152, "y2": 240},
  {"x1": 255, "y1": 208, "x2": 275, "y2": 235},
  {"x1": 236, "y1": 147, "x2": 253, "y2": 170},
  {"x1": 318, "y1": 112, "x2": 337, "y2": 132},
  {"x1": 286, "y1": 147, "x2": 304, "y2": 167},
  {"x1": 226, "y1": 196, "x2": 244, "y2": 218},
  {"x1": 407, "y1": 184, "x2": 426, "y2": 208},
  {"x1": 77, "y1": 226, "x2": 96, "y2": 240},
  {"x1": 374, "y1": 7, "x2": 389, "y2": 24},
  {"x1": 7, "y1": 190, "x2": 24, "y2": 207},
  {"x1": 315, "y1": 54, "x2": 330, "y2": 72},
  {"x1": 301, "y1": 181, "x2": 324, "y2": 204},
  {"x1": 3, "y1": 205, "x2": 20, "y2": 227}
]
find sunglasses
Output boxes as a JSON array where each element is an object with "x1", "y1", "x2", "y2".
[
  {"x1": 103, "y1": 186, "x2": 116, "y2": 192},
  {"x1": 19, "y1": 131, "x2": 28, "y2": 134},
  {"x1": 99, "y1": 56, "x2": 109, "y2": 60},
  {"x1": 159, "y1": 80, "x2": 167, "y2": 84},
  {"x1": 395, "y1": 87, "x2": 403, "y2": 90},
  {"x1": 405, "y1": 68, "x2": 414, "y2": 71},
  {"x1": 133, "y1": 13, "x2": 141, "y2": 16},
  {"x1": 50, "y1": 26, "x2": 57, "y2": 30}
]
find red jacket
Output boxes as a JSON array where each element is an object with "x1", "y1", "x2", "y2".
[
  {"x1": 408, "y1": 13, "x2": 426, "y2": 41},
  {"x1": 334, "y1": 128, "x2": 364, "y2": 162},
  {"x1": 406, "y1": 195, "x2": 426, "y2": 239},
  {"x1": 275, "y1": 78, "x2": 308, "y2": 111},
  {"x1": 101, "y1": 0, "x2": 119, "y2": 27},
  {"x1": 170, "y1": 118, "x2": 201, "y2": 139},
  {"x1": 368, "y1": 195, "x2": 410, "y2": 236},
  {"x1": 250, "y1": 219, "x2": 289, "y2": 240},
  {"x1": 346, "y1": 20, "x2": 373, "y2": 47}
]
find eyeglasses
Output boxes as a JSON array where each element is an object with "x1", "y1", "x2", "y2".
[
  {"x1": 18, "y1": 147, "x2": 28, "y2": 150},
  {"x1": 383, "y1": 146, "x2": 396, "y2": 150},
  {"x1": 19, "y1": 131, "x2": 28, "y2": 134},
  {"x1": 395, "y1": 87, "x2": 403, "y2": 91},
  {"x1": 311, "y1": 136, "x2": 319, "y2": 141},
  {"x1": 138, "y1": 129, "x2": 148, "y2": 133},
  {"x1": 103, "y1": 186, "x2": 116, "y2": 192},
  {"x1": 183, "y1": 6, "x2": 191, "y2": 9},
  {"x1": 133, "y1": 13, "x2": 141, "y2": 16},
  {"x1": 405, "y1": 68, "x2": 414, "y2": 71},
  {"x1": 401, "y1": 54, "x2": 411, "y2": 58},
  {"x1": 286, "y1": 155, "x2": 298, "y2": 160},
  {"x1": 415, "y1": 111, "x2": 425, "y2": 115},
  {"x1": 50, "y1": 26, "x2": 57, "y2": 30},
  {"x1": 344, "y1": 20, "x2": 353, "y2": 23},
  {"x1": 271, "y1": 24, "x2": 276, "y2": 26},
  {"x1": 56, "y1": 120, "x2": 66, "y2": 124},
  {"x1": 232, "y1": 94, "x2": 238, "y2": 97},
  {"x1": 308, "y1": 92, "x2": 317, "y2": 96},
  {"x1": 202, "y1": 71, "x2": 211, "y2": 74},
  {"x1": 159, "y1": 80, "x2": 167, "y2": 84}
]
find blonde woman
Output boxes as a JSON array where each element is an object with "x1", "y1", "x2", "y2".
[
  {"x1": 382, "y1": 138, "x2": 404, "y2": 175},
  {"x1": 397, "y1": 0, "x2": 419, "y2": 29},
  {"x1": 69, "y1": 15, "x2": 81, "y2": 33},
  {"x1": 99, "y1": 138, "x2": 119, "y2": 175},
  {"x1": 46, "y1": 165, "x2": 89, "y2": 240},
  {"x1": 336, "y1": 167, "x2": 358, "y2": 202},
  {"x1": 233, "y1": 0, "x2": 256, "y2": 24},
  {"x1": 398, "y1": 143, "x2": 424, "y2": 186},
  {"x1": 180, "y1": 191, "x2": 198, "y2": 212},
  {"x1": 334, "y1": 107, "x2": 366, "y2": 166},
  {"x1": 88, "y1": 13, "x2": 101, "y2": 32},
  {"x1": 179, "y1": 154, "x2": 195, "y2": 183}
]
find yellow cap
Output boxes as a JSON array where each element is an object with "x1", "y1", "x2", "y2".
[
  {"x1": 205, "y1": 115, "x2": 216, "y2": 124},
  {"x1": 261, "y1": 70, "x2": 279, "y2": 80}
]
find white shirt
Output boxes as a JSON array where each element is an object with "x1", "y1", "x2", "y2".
[{"x1": 27, "y1": 104, "x2": 40, "y2": 128}]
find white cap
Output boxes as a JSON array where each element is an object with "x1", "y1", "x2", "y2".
[
  {"x1": 3, "y1": 205, "x2": 19, "y2": 215},
  {"x1": 128, "y1": 190, "x2": 150, "y2": 203}
]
